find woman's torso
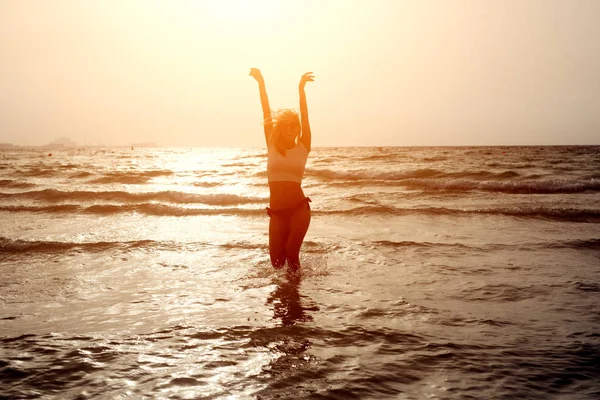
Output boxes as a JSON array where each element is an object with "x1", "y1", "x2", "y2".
[
  {"x1": 268, "y1": 181, "x2": 305, "y2": 209},
  {"x1": 267, "y1": 143, "x2": 308, "y2": 209}
]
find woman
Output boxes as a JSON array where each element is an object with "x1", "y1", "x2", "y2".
[{"x1": 249, "y1": 68, "x2": 314, "y2": 272}]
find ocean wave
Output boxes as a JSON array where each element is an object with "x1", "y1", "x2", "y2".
[
  {"x1": 0, "y1": 179, "x2": 36, "y2": 189},
  {"x1": 0, "y1": 237, "x2": 267, "y2": 255},
  {"x1": 0, "y1": 204, "x2": 81, "y2": 213},
  {"x1": 0, "y1": 203, "x2": 266, "y2": 216},
  {"x1": 57, "y1": 163, "x2": 80, "y2": 169},
  {"x1": 354, "y1": 154, "x2": 401, "y2": 162},
  {"x1": 328, "y1": 205, "x2": 600, "y2": 222},
  {"x1": 0, "y1": 189, "x2": 265, "y2": 206},
  {"x1": 400, "y1": 178, "x2": 600, "y2": 194},
  {"x1": 88, "y1": 170, "x2": 174, "y2": 184},
  {"x1": 221, "y1": 162, "x2": 257, "y2": 168},
  {"x1": 423, "y1": 156, "x2": 448, "y2": 162},
  {"x1": 544, "y1": 238, "x2": 600, "y2": 250},
  {"x1": 374, "y1": 238, "x2": 600, "y2": 251},
  {"x1": 584, "y1": 173, "x2": 600, "y2": 180},
  {"x1": 2, "y1": 202, "x2": 598, "y2": 221},
  {"x1": 0, "y1": 237, "x2": 156, "y2": 254},
  {"x1": 16, "y1": 167, "x2": 57, "y2": 178},
  {"x1": 572, "y1": 281, "x2": 600, "y2": 292},
  {"x1": 309, "y1": 168, "x2": 443, "y2": 181},
  {"x1": 69, "y1": 171, "x2": 93, "y2": 178},
  {"x1": 84, "y1": 204, "x2": 265, "y2": 216},
  {"x1": 450, "y1": 283, "x2": 548, "y2": 302},
  {"x1": 9, "y1": 164, "x2": 174, "y2": 184},
  {"x1": 192, "y1": 182, "x2": 222, "y2": 188},
  {"x1": 371, "y1": 240, "x2": 474, "y2": 250},
  {"x1": 326, "y1": 176, "x2": 600, "y2": 194},
  {"x1": 310, "y1": 168, "x2": 523, "y2": 182}
]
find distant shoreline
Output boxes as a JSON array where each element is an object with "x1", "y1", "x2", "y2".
[{"x1": 1, "y1": 144, "x2": 599, "y2": 149}]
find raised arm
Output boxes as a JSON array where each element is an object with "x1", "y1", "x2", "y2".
[
  {"x1": 249, "y1": 68, "x2": 272, "y2": 145},
  {"x1": 298, "y1": 72, "x2": 314, "y2": 152}
]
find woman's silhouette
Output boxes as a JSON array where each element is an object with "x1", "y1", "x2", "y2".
[{"x1": 249, "y1": 68, "x2": 314, "y2": 272}]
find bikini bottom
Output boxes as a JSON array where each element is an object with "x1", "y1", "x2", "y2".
[{"x1": 266, "y1": 197, "x2": 311, "y2": 220}]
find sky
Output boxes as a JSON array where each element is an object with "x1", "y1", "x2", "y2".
[{"x1": 1, "y1": 0, "x2": 599, "y2": 147}]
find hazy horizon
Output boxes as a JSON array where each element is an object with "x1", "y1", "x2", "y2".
[
  {"x1": 3, "y1": 141, "x2": 600, "y2": 149},
  {"x1": 1, "y1": 0, "x2": 599, "y2": 147}
]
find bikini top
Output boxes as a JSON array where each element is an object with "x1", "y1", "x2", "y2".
[{"x1": 267, "y1": 143, "x2": 308, "y2": 183}]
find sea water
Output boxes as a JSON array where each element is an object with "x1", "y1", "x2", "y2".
[{"x1": 1, "y1": 146, "x2": 599, "y2": 399}]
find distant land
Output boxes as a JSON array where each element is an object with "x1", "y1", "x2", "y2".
[
  {"x1": 1, "y1": 139, "x2": 598, "y2": 149},
  {"x1": 0, "y1": 137, "x2": 158, "y2": 149}
]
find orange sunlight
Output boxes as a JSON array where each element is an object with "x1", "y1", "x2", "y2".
[
  {"x1": 199, "y1": 0, "x2": 286, "y2": 31},
  {"x1": 1, "y1": 1, "x2": 599, "y2": 146}
]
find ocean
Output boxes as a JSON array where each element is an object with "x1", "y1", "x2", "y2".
[{"x1": 1, "y1": 146, "x2": 599, "y2": 399}]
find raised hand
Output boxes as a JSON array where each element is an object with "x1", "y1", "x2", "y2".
[
  {"x1": 249, "y1": 68, "x2": 264, "y2": 83},
  {"x1": 299, "y1": 72, "x2": 314, "y2": 89}
]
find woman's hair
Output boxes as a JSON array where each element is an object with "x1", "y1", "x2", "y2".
[{"x1": 266, "y1": 109, "x2": 301, "y2": 156}]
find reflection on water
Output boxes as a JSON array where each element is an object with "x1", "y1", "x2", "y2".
[
  {"x1": 253, "y1": 274, "x2": 323, "y2": 397},
  {"x1": 266, "y1": 273, "x2": 318, "y2": 326}
]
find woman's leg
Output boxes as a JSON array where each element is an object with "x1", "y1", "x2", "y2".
[
  {"x1": 269, "y1": 215, "x2": 289, "y2": 269},
  {"x1": 284, "y1": 203, "x2": 311, "y2": 272}
]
